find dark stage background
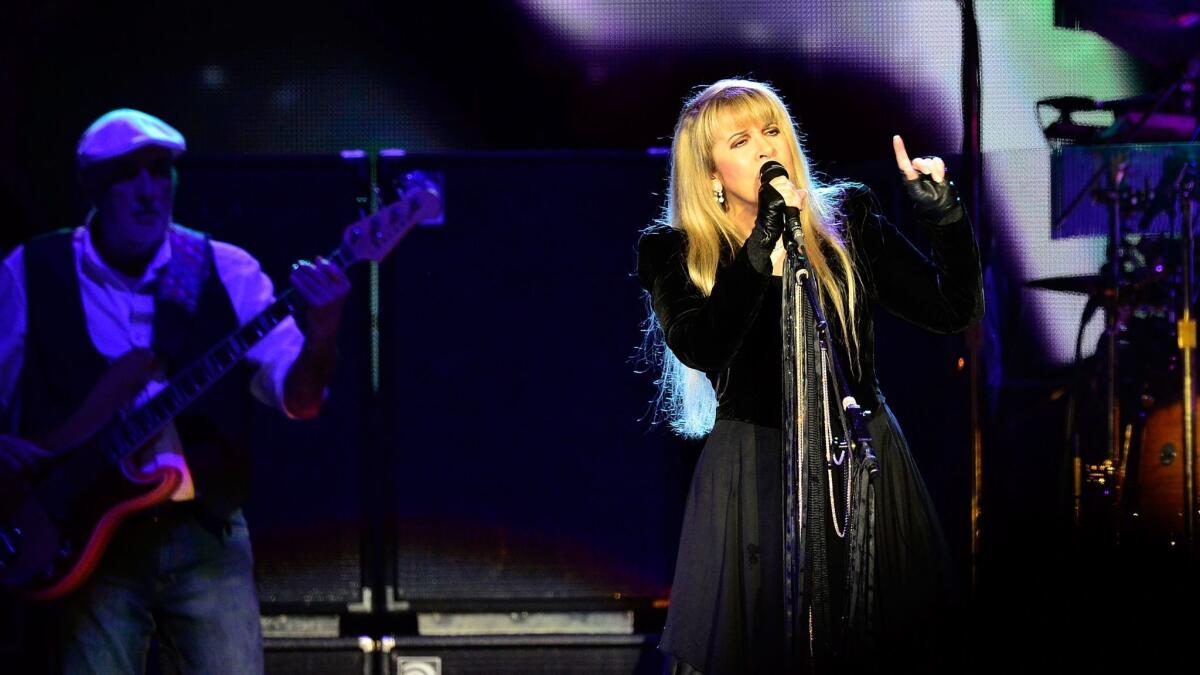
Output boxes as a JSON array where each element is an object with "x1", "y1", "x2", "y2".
[
  {"x1": 0, "y1": 0, "x2": 967, "y2": 249},
  {"x1": 2, "y1": 1, "x2": 1192, "y2": 673}
]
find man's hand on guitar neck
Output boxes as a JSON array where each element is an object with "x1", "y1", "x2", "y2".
[
  {"x1": 290, "y1": 256, "x2": 351, "y2": 344},
  {"x1": 283, "y1": 255, "x2": 351, "y2": 420},
  {"x1": 0, "y1": 435, "x2": 52, "y2": 480}
]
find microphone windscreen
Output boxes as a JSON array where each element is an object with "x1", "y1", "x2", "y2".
[{"x1": 759, "y1": 160, "x2": 789, "y2": 184}]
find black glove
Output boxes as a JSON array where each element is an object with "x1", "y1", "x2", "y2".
[
  {"x1": 746, "y1": 181, "x2": 787, "y2": 274},
  {"x1": 902, "y1": 175, "x2": 965, "y2": 227}
]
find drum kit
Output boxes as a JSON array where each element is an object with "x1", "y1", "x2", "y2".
[
  {"x1": 1033, "y1": 1, "x2": 1200, "y2": 559},
  {"x1": 1036, "y1": 188, "x2": 1198, "y2": 555}
]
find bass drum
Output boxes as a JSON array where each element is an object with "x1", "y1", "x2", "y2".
[{"x1": 1128, "y1": 400, "x2": 1196, "y2": 549}]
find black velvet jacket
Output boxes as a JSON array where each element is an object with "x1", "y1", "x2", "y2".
[{"x1": 637, "y1": 186, "x2": 984, "y2": 429}]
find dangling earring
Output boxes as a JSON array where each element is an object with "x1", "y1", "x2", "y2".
[{"x1": 713, "y1": 186, "x2": 725, "y2": 205}]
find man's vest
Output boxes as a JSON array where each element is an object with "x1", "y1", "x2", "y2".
[{"x1": 18, "y1": 227, "x2": 257, "y2": 519}]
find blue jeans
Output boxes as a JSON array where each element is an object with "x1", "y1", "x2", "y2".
[{"x1": 52, "y1": 504, "x2": 263, "y2": 674}]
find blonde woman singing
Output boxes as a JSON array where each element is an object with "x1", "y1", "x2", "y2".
[{"x1": 638, "y1": 79, "x2": 983, "y2": 673}]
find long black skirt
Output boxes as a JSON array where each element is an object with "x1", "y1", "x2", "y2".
[{"x1": 659, "y1": 402, "x2": 958, "y2": 674}]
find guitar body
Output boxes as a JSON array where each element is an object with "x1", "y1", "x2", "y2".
[{"x1": 0, "y1": 349, "x2": 182, "y2": 600}]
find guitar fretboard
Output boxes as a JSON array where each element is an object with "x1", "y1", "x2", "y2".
[{"x1": 97, "y1": 244, "x2": 355, "y2": 464}]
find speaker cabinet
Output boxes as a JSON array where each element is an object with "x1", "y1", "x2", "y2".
[
  {"x1": 374, "y1": 152, "x2": 693, "y2": 606},
  {"x1": 176, "y1": 155, "x2": 374, "y2": 611}
]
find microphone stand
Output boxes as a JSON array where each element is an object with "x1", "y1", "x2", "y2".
[
  {"x1": 780, "y1": 215, "x2": 878, "y2": 672},
  {"x1": 785, "y1": 226, "x2": 879, "y2": 475}
]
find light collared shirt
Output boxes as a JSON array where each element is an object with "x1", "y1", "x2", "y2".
[{"x1": 0, "y1": 225, "x2": 306, "y2": 500}]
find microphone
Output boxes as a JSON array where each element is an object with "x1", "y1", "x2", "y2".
[{"x1": 759, "y1": 160, "x2": 803, "y2": 253}]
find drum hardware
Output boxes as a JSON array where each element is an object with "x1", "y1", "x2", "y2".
[
  {"x1": 1083, "y1": 459, "x2": 1117, "y2": 492},
  {"x1": 1038, "y1": 139, "x2": 1199, "y2": 558}
]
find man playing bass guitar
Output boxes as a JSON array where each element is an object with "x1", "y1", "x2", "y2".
[{"x1": 0, "y1": 109, "x2": 350, "y2": 674}]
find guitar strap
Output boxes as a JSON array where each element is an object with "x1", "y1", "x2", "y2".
[
  {"x1": 159, "y1": 225, "x2": 212, "y2": 316},
  {"x1": 149, "y1": 225, "x2": 253, "y2": 520},
  {"x1": 151, "y1": 225, "x2": 213, "y2": 365}
]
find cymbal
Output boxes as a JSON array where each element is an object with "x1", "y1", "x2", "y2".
[
  {"x1": 1025, "y1": 272, "x2": 1176, "y2": 303},
  {"x1": 1025, "y1": 274, "x2": 1114, "y2": 296}
]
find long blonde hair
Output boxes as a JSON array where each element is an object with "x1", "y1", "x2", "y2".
[{"x1": 647, "y1": 79, "x2": 861, "y2": 438}]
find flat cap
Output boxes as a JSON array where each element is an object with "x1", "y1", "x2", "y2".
[{"x1": 76, "y1": 108, "x2": 186, "y2": 167}]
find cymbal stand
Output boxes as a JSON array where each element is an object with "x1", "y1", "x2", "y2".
[
  {"x1": 1178, "y1": 161, "x2": 1198, "y2": 559},
  {"x1": 1095, "y1": 160, "x2": 1130, "y2": 470}
]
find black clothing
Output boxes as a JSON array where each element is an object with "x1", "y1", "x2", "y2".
[
  {"x1": 18, "y1": 228, "x2": 255, "y2": 519},
  {"x1": 637, "y1": 186, "x2": 983, "y2": 673},
  {"x1": 638, "y1": 187, "x2": 983, "y2": 428}
]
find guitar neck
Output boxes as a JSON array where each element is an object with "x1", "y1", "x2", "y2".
[
  {"x1": 90, "y1": 170, "x2": 443, "y2": 464},
  {"x1": 98, "y1": 243, "x2": 357, "y2": 464}
]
